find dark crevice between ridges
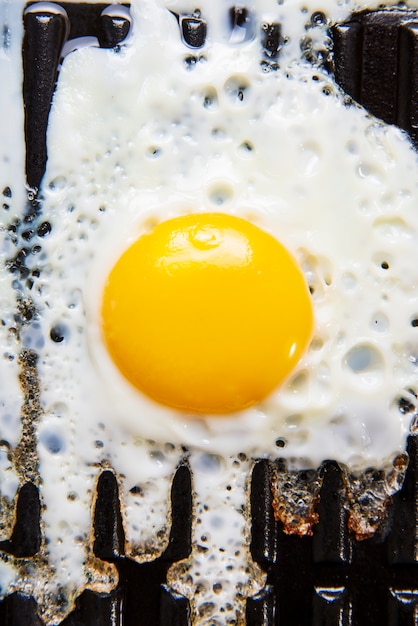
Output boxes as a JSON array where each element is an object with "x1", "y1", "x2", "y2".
[
  {"x1": 331, "y1": 9, "x2": 418, "y2": 149},
  {"x1": 397, "y1": 21, "x2": 418, "y2": 149},
  {"x1": 312, "y1": 589, "x2": 352, "y2": 626},
  {"x1": 360, "y1": 12, "x2": 401, "y2": 125},
  {"x1": 347, "y1": 541, "x2": 396, "y2": 626},
  {"x1": 24, "y1": 3, "x2": 132, "y2": 42},
  {"x1": 0, "y1": 482, "x2": 41, "y2": 558},
  {"x1": 388, "y1": 588, "x2": 418, "y2": 625},
  {"x1": 58, "y1": 463, "x2": 192, "y2": 626},
  {"x1": 246, "y1": 461, "x2": 277, "y2": 625},
  {"x1": 313, "y1": 461, "x2": 351, "y2": 564},
  {"x1": 98, "y1": 11, "x2": 131, "y2": 49},
  {"x1": 159, "y1": 585, "x2": 191, "y2": 626},
  {"x1": 164, "y1": 463, "x2": 192, "y2": 562},
  {"x1": 246, "y1": 460, "x2": 277, "y2": 626},
  {"x1": 0, "y1": 592, "x2": 43, "y2": 626},
  {"x1": 55, "y1": 3, "x2": 130, "y2": 40},
  {"x1": 388, "y1": 435, "x2": 418, "y2": 564},
  {"x1": 101, "y1": 463, "x2": 192, "y2": 626},
  {"x1": 249, "y1": 460, "x2": 277, "y2": 570},
  {"x1": 23, "y1": 7, "x2": 70, "y2": 191},
  {"x1": 93, "y1": 471, "x2": 125, "y2": 560},
  {"x1": 246, "y1": 585, "x2": 276, "y2": 626},
  {"x1": 60, "y1": 588, "x2": 124, "y2": 626},
  {"x1": 23, "y1": 3, "x2": 132, "y2": 192},
  {"x1": 271, "y1": 516, "x2": 314, "y2": 625},
  {"x1": 332, "y1": 21, "x2": 363, "y2": 103},
  {"x1": 246, "y1": 438, "x2": 418, "y2": 626}
]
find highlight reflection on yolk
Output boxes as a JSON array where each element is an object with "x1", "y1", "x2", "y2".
[{"x1": 101, "y1": 213, "x2": 313, "y2": 414}]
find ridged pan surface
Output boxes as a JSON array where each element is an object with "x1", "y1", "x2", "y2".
[{"x1": 0, "y1": 3, "x2": 417, "y2": 625}]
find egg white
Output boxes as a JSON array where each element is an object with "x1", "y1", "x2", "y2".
[{"x1": 36, "y1": 0, "x2": 418, "y2": 468}]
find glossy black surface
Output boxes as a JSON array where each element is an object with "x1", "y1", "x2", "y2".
[{"x1": 331, "y1": 9, "x2": 418, "y2": 148}]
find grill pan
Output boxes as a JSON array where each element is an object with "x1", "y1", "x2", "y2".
[{"x1": 0, "y1": 3, "x2": 417, "y2": 624}]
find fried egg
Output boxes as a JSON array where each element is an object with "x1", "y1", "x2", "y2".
[{"x1": 1, "y1": 0, "x2": 418, "y2": 623}]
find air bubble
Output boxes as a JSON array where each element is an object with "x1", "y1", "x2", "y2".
[
  {"x1": 345, "y1": 344, "x2": 377, "y2": 371},
  {"x1": 193, "y1": 453, "x2": 222, "y2": 474},
  {"x1": 310, "y1": 337, "x2": 324, "y2": 351},
  {"x1": 346, "y1": 140, "x2": 358, "y2": 155},
  {"x1": 372, "y1": 253, "x2": 392, "y2": 271},
  {"x1": 48, "y1": 176, "x2": 67, "y2": 191},
  {"x1": 229, "y1": 6, "x2": 254, "y2": 44},
  {"x1": 395, "y1": 395, "x2": 416, "y2": 415},
  {"x1": 342, "y1": 272, "x2": 357, "y2": 290},
  {"x1": 149, "y1": 450, "x2": 166, "y2": 464},
  {"x1": 291, "y1": 430, "x2": 309, "y2": 446},
  {"x1": 329, "y1": 412, "x2": 347, "y2": 426},
  {"x1": 198, "y1": 601, "x2": 215, "y2": 617},
  {"x1": 356, "y1": 162, "x2": 383, "y2": 185},
  {"x1": 50, "y1": 402, "x2": 68, "y2": 418},
  {"x1": 224, "y1": 75, "x2": 251, "y2": 105},
  {"x1": 50, "y1": 323, "x2": 69, "y2": 343},
  {"x1": 184, "y1": 54, "x2": 206, "y2": 69},
  {"x1": 370, "y1": 312, "x2": 389, "y2": 333},
  {"x1": 380, "y1": 192, "x2": 395, "y2": 210},
  {"x1": 209, "y1": 514, "x2": 224, "y2": 529},
  {"x1": 40, "y1": 430, "x2": 65, "y2": 454},
  {"x1": 208, "y1": 183, "x2": 233, "y2": 206},
  {"x1": 22, "y1": 324, "x2": 44, "y2": 350},
  {"x1": 22, "y1": 229, "x2": 35, "y2": 242},
  {"x1": 238, "y1": 140, "x2": 254, "y2": 157},
  {"x1": 67, "y1": 289, "x2": 82, "y2": 309},
  {"x1": 211, "y1": 127, "x2": 226, "y2": 140},
  {"x1": 275, "y1": 438, "x2": 286, "y2": 448},
  {"x1": 146, "y1": 146, "x2": 161, "y2": 158},
  {"x1": 343, "y1": 343, "x2": 384, "y2": 386},
  {"x1": 310, "y1": 11, "x2": 326, "y2": 25},
  {"x1": 203, "y1": 87, "x2": 218, "y2": 109},
  {"x1": 373, "y1": 217, "x2": 413, "y2": 242},
  {"x1": 318, "y1": 361, "x2": 330, "y2": 384},
  {"x1": 299, "y1": 141, "x2": 321, "y2": 176},
  {"x1": 286, "y1": 371, "x2": 308, "y2": 395}
]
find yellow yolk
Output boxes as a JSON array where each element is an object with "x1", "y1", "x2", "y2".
[{"x1": 101, "y1": 213, "x2": 313, "y2": 414}]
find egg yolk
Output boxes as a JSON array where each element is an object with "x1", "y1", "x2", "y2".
[{"x1": 101, "y1": 213, "x2": 313, "y2": 414}]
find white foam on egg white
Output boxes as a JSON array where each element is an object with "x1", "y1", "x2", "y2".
[{"x1": 2, "y1": 0, "x2": 418, "y2": 622}]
